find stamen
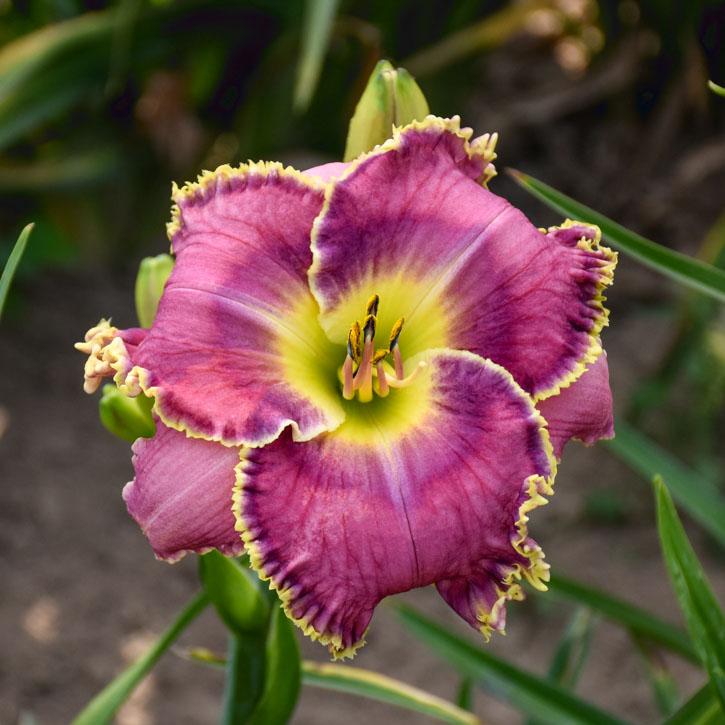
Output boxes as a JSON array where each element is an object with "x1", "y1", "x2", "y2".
[
  {"x1": 372, "y1": 349, "x2": 390, "y2": 398},
  {"x1": 389, "y1": 317, "x2": 405, "y2": 379},
  {"x1": 342, "y1": 355, "x2": 355, "y2": 400},
  {"x1": 341, "y1": 300, "x2": 413, "y2": 402}
]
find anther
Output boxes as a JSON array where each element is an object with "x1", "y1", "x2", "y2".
[
  {"x1": 389, "y1": 317, "x2": 405, "y2": 380},
  {"x1": 366, "y1": 294, "x2": 380, "y2": 317}
]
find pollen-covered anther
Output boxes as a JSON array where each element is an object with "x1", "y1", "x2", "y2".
[{"x1": 341, "y1": 301, "x2": 419, "y2": 402}]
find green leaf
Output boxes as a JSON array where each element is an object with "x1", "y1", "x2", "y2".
[
  {"x1": 604, "y1": 419, "x2": 725, "y2": 550},
  {"x1": 71, "y1": 591, "x2": 208, "y2": 725},
  {"x1": 0, "y1": 223, "x2": 33, "y2": 320},
  {"x1": 293, "y1": 0, "x2": 339, "y2": 112},
  {"x1": 526, "y1": 608, "x2": 595, "y2": 725},
  {"x1": 457, "y1": 678, "x2": 473, "y2": 712},
  {"x1": 302, "y1": 661, "x2": 480, "y2": 725},
  {"x1": 246, "y1": 605, "x2": 302, "y2": 725},
  {"x1": 198, "y1": 551, "x2": 268, "y2": 635},
  {"x1": 630, "y1": 636, "x2": 679, "y2": 717},
  {"x1": 396, "y1": 605, "x2": 630, "y2": 725},
  {"x1": 507, "y1": 169, "x2": 725, "y2": 303},
  {"x1": 221, "y1": 632, "x2": 267, "y2": 725},
  {"x1": 708, "y1": 81, "x2": 725, "y2": 97},
  {"x1": 663, "y1": 683, "x2": 725, "y2": 725},
  {"x1": 655, "y1": 476, "x2": 725, "y2": 709},
  {"x1": 545, "y1": 573, "x2": 696, "y2": 662}
]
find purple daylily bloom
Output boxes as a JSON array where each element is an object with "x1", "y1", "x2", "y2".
[{"x1": 77, "y1": 117, "x2": 616, "y2": 658}]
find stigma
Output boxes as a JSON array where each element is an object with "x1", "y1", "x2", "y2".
[{"x1": 341, "y1": 295, "x2": 424, "y2": 402}]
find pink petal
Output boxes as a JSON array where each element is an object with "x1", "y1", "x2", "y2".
[
  {"x1": 234, "y1": 349, "x2": 555, "y2": 658},
  {"x1": 123, "y1": 419, "x2": 243, "y2": 562},
  {"x1": 130, "y1": 163, "x2": 345, "y2": 446},
  {"x1": 536, "y1": 345, "x2": 614, "y2": 459},
  {"x1": 309, "y1": 118, "x2": 616, "y2": 401}
]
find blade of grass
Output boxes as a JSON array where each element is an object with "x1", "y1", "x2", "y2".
[
  {"x1": 302, "y1": 661, "x2": 480, "y2": 725},
  {"x1": 545, "y1": 573, "x2": 696, "y2": 662},
  {"x1": 293, "y1": 0, "x2": 339, "y2": 112},
  {"x1": 396, "y1": 605, "x2": 631, "y2": 725},
  {"x1": 662, "y1": 683, "x2": 725, "y2": 725},
  {"x1": 507, "y1": 169, "x2": 725, "y2": 303},
  {"x1": 631, "y1": 635, "x2": 679, "y2": 717},
  {"x1": 655, "y1": 476, "x2": 725, "y2": 709},
  {"x1": 604, "y1": 419, "x2": 725, "y2": 549},
  {"x1": 71, "y1": 591, "x2": 208, "y2": 725},
  {"x1": 526, "y1": 609, "x2": 595, "y2": 725},
  {"x1": 0, "y1": 223, "x2": 33, "y2": 320}
]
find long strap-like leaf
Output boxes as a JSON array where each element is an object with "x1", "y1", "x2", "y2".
[{"x1": 507, "y1": 169, "x2": 725, "y2": 303}]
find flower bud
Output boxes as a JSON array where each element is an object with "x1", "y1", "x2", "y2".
[
  {"x1": 344, "y1": 60, "x2": 430, "y2": 161},
  {"x1": 98, "y1": 384, "x2": 155, "y2": 442},
  {"x1": 134, "y1": 253, "x2": 174, "y2": 329}
]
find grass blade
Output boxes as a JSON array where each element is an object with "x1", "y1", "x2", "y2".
[
  {"x1": 663, "y1": 683, "x2": 725, "y2": 725},
  {"x1": 507, "y1": 169, "x2": 725, "y2": 302},
  {"x1": 71, "y1": 591, "x2": 208, "y2": 725},
  {"x1": 545, "y1": 573, "x2": 696, "y2": 662},
  {"x1": 396, "y1": 605, "x2": 630, "y2": 725},
  {"x1": 293, "y1": 0, "x2": 339, "y2": 112},
  {"x1": 655, "y1": 477, "x2": 725, "y2": 708},
  {"x1": 604, "y1": 419, "x2": 725, "y2": 549},
  {"x1": 302, "y1": 661, "x2": 480, "y2": 724},
  {"x1": 0, "y1": 223, "x2": 33, "y2": 320}
]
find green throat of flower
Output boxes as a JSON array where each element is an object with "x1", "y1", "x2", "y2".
[{"x1": 341, "y1": 294, "x2": 425, "y2": 403}]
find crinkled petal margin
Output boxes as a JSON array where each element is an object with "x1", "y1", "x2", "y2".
[{"x1": 232, "y1": 348, "x2": 556, "y2": 659}]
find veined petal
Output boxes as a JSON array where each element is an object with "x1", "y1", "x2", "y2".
[
  {"x1": 234, "y1": 348, "x2": 556, "y2": 658},
  {"x1": 309, "y1": 118, "x2": 615, "y2": 399},
  {"x1": 123, "y1": 419, "x2": 243, "y2": 563},
  {"x1": 103, "y1": 163, "x2": 345, "y2": 447},
  {"x1": 537, "y1": 342, "x2": 614, "y2": 459}
]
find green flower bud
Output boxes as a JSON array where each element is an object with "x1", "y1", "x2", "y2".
[
  {"x1": 98, "y1": 384, "x2": 155, "y2": 442},
  {"x1": 134, "y1": 253, "x2": 174, "y2": 329},
  {"x1": 344, "y1": 60, "x2": 430, "y2": 162}
]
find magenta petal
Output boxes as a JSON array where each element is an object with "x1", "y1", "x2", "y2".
[
  {"x1": 127, "y1": 163, "x2": 344, "y2": 446},
  {"x1": 310, "y1": 119, "x2": 616, "y2": 400},
  {"x1": 303, "y1": 161, "x2": 351, "y2": 183},
  {"x1": 123, "y1": 420, "x2": 243, "y2": 562},
  {"x1": 537, "y1": 345, "x2": 614, "y2": 459},
  {"x1": 235, "y1": 349, "x2": 555, "y2": 657}
]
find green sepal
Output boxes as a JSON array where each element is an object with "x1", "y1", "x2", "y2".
[
  {"x1": 98, "y1": 384, "x2": 155, "y2": 442},
  {"x1": 134, "y1": 253, "x2": 174, "y2": 329},
  {"x1": 199, "y1": 551, "x2": 269, "y2": 635},
  {"x1": 344, "y1": 60, "x2": 429, "y2": 161}
]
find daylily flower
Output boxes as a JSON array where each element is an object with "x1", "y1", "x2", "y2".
[{"x1": 77, "y1": 116, "x2": 616, "y2": 658}]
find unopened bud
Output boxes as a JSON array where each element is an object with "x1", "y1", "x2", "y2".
[
  {"x1": 344, "y1": 60, "x2": 430, "y2": 161},
  {"x1": 99, "y1": 384, "x2": 155, "y2": 442},
  {"x1": 134, "y1": 254, "x2": 174, "y2": 329}
]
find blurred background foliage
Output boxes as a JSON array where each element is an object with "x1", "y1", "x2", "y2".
[
  {"x1": 2, "y1": 0, "x2": 724, "y2": 473},
  {"x1": 0, "y1": 0, "x2": 723, "y2": 481}
]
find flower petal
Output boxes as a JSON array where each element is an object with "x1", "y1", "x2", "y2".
[
  {"x1": 303, "y1": 161, "x2": 350, "y2": 183},
  {"x1": 309, "y1": 117, "x2": 615, "y2": 399},
  {"x1": 536, "y1": 342, "x2": 614, "y2": 459},
  {"x1": 234, "y1": 349, "x2": 555, "y2": 658},
  {"x1": 106, "y1": 163, "x2": 345, "y2": 447},
  {"x1": 123, "y1": 419, "x2": 243, "y2": 563}
]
